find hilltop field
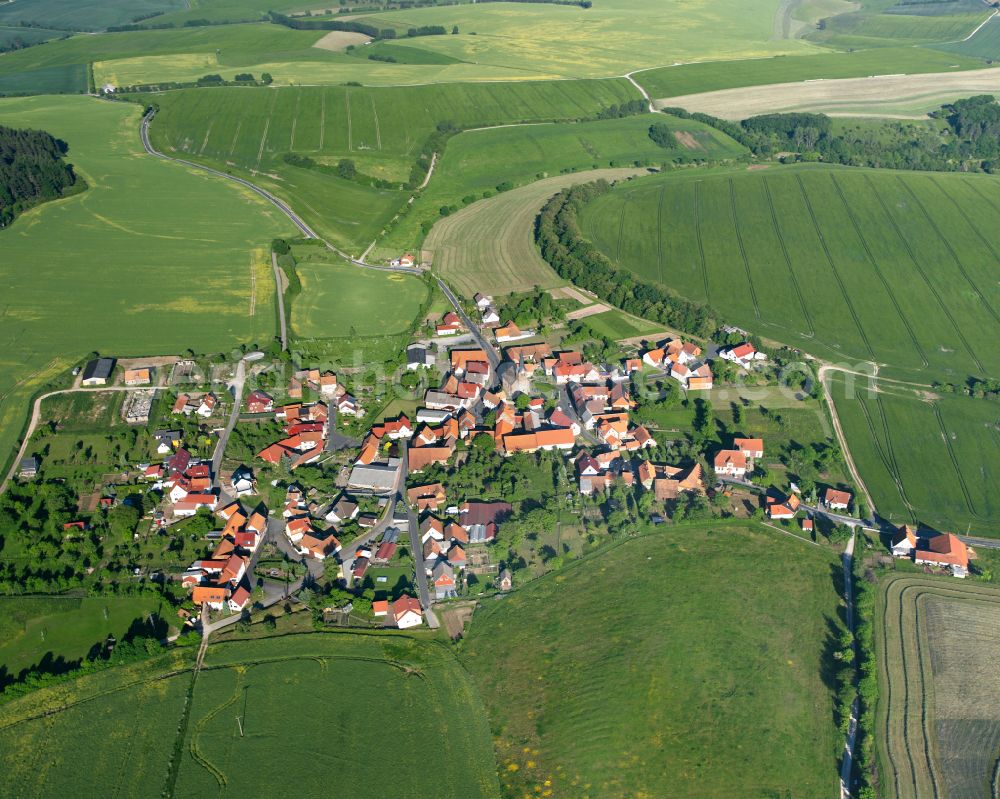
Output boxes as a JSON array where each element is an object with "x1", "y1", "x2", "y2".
[
  {"x1": 0, "y1": 94, "x2": 292, "y2": 480},
  {"x1": 578, "y1": 164, "x2": 1000, "y2": 383}
]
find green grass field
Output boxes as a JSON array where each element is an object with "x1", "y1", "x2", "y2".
[
  {"x1": 875, "y1": 575, "x2": 1000, "y2": 799},
  {"x1": 175, "y1": 634, "x2": 500, "y2": 797},
  {"x1": 935, "y1": 13, "x2": 1000, "y2": 59},
  {"x1": 0, "y1": 0, "x2": 187, "y2": 31},
  {"x1": 424, "y1": 167, "x2": 645, "y2": 298},
  {"x1": 635, "y1": 46, "x2": 988, "y2": 100},
  {"x1": 0, "y1": 632, "x2": 500, "y2": 798},
  {"x1": 291, "y1": 261, "x2": 429, "y2": 338},
  {"x1": 579, "y1": 164, "x2": 1000, "y2": 382},
  {"x1": 828, "y1": 374, "x2": 1000, "y2": 534},
  {"x1": 379, "y1": 113, "x2": 747, "y2": 256},
  {"x1": 807, "y1": 0, "x2": 992, "y2": 48},
  {"x1": 0, "y1": 595, "x2": 171, "y2": 679},
  {"x1": 462, "y1": 523, "x2": 846, "y2": 799},
  {"x1": 0, "y1": 95, "x2": 291, "y2": 479},
  {"x1": 142, "y1": 80, "x2": 638, "y2": 253}
]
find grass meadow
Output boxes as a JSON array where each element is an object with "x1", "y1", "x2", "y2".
[
  {"x1": 0, "y1": 0, "x2": 186, "y2": 31},
  {"x1": 580, "y1": 164, "x2": 1000, "y2": 382},
  {"x1": 175, "y1": 634, "x2": 500, "y2": 797},
  {"x1": 291, "y1": 260, "x2": 429, "y2": 338},
  {"x1": 875, "y1": 575, "x2": 1000, "y2": 799},
  {"x1": 0, "y1": 595, "x2": 171, "y2": 680},
  {"x1": 828, "y1": 374, "x2": 1000, "y2": 535},
  {"x1": 461, "y1": 523, "x2": 846, "y2": 799},
  {"x1": 424, "y1": 167, "x2": 646, "y2": 298},
  {"x1": 807, "y1": 0, "x2": 992, "y2": 48},
  {"x1": 0, "y1": 95, "x2": 291, "y2": 478},
  {"x1": 635, "y1": 46, "x2": 988, "y2": 100},
  {"x1": 143, "y1": 80, "x2": 637, "y2": 253},
  {"x1": 935, "y1": 13, "x2": 1000, "y2": 59},
  {"x1": 379, "y1": 113, "x2": 747, "y2": 256}
]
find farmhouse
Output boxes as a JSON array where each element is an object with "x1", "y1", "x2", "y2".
[
  {"x1": 246, "y1": 390, "x2": 274, "y2": 414},
  {"x1": 123, "y1": 367, "x2": 151, "y2": 386},
  {"x1": 891, "y1": 525, "x2": 918, "y2": 557},
  {"x1": 714, "y1": 449, "x2": 748, "y2": 479},
  {"x1": 406, "y1": 344, "x2": 436, "y2": 371},
  {"x1": 391, "y1": 595, "x2": 423, "y2": 629},
  {"x1": 824, "y1": 488, "x2": 852, "y2": 511},
  {"x1": 721, "y1": 343, "x2": 766, "y2": 369},
  {"x1": 914, "y1": 532, "x2": 969, "y2": 577},
  {"x1": 81, "y1": 357, "x2": 116, "y2": 386}
]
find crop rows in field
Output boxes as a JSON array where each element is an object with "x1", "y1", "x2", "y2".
[
  {"x1": 147, "y1": 80, "x2": 638, "y2": 173},
  {"x1": 828, "y1": 374, "x2": 1000, "y2": 534},
  {"x1": 580, "y1": 165, "x2": 1000, "y2": 381},
  {"x1": 936, "y1": 14, "x2": 1000, "y2": 59},
  {"x1": 876, "y1": 575, "x2": 1000, "y2": 799}
]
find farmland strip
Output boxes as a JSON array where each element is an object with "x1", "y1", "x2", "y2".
[
  {"x1": 931, "y1": 402, "x2": 983, "y2": 520},
  {"x1": 899, "y1": 177, "x2": 1000, "y2": 331},
  {"x1": 728, "y1": 178, "x2": 760, "y2": 319},
  {"x1": 318, "y1": 91, "x2": 326, "y2": 151},
  {"x1": 855, "y1": 389, "x2": 915, "y2": 521},
  {"x1": 228, "y1": 120, "x2": 242, "y2": 159},
  {"x1": 864, "y1": 175, "x2": 985, "y2": 375},
  {"x1": 694, "y1": 181, "x2": 710, "y2": 304},
  {"x1": 796, "y1": 175, "x2": 876, "y2": 359},
  {"x1": 198, "y1": 121, "x2": 213, "y2": 156},
  {"x1": 656, "y1": 184, "x2": 665, "y2": 286},
  {"x1": 830, "y1": 174, "x2": 927, "y2": 368},
  {"x1": 615, "y1": 197, "x2": 627, "y2": 264},
  {"x1": 912, "y1": 592, "x2": 944, "y2": 799},
  {"x1": 253, "y1": 118, "x2": 270, "y2": 175},
  {"x1": 761, "y1": 177, "x2": 814, "y2": 336},
  {"x1": 345, "y1": 90, "x2": 353, "y2": 151},
  {"x1": 371, "y1": 95, "x2": 382, "y2": 150},
  {"x1": 290, "y1": 90, "x2": 300, "y2": 151}
]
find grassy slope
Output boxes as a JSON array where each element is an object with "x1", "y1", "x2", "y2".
[
  {"x1": 291, "y1": 261, "x2": 429, "y2": 338},
  {"x1": 828, "y1": 375, "x2": 1000, "y2": 534},
  {"x1": 0, "y1": 0, "x2": 187, "y2": 31},
  {"x1": 0, "y1": 595, "x2": 170, "y2": 678},
  {"x1": 379, "y1": 113, "x2": 748, "y2": 256},
  {"x1": 636, "y1": 46, "x2": 987, "y2": 100},
  {"x1": 462, "y1": 524, "x2": 845, "y2": 799},
  {"x1": 142, "y1": 80, "x2": 639, "y2": 253},
  {"x1": 175, "y1": 634, "x2": 500, "y2": 798},
  {"x1": 935, "y1": 14, "x2": 1000, "y2": 59},
  {"x1": 0, "y1": 95, "x2": 291, "y2": 478},
  {"x1": 579, "y1": 164, "x2": 1000, "y2": 382}
]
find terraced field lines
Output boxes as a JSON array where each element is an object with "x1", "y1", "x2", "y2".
[
  {"x1": 728, "y1": 178, "x2": 760, "y2": 319},
  {"x1": 829, "y1": 174, "x2": 927, "y2": 368},
  {"x1": 931, "y1": 402, "x2": 982, "y2": 521},
  {"x1": 863, "y1": 174, "x2": 983, "y2": 374},
  {"x1": 900, "y1": 177, "x2": 1000, "y2": 332},
  {"x1": 762, "y1": 177, "x2": 814, "y2": 336},
  {"x1": 796, "y1": 174, "x2": 876, "y2": 359}
]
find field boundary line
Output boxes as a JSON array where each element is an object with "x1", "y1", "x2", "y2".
[
  {"x1": 248, "y1": 252, "x2": 257, "y2": 317},
  {"x1": 228, "y1": 120, "x2": 242, "y2": 158},
  {"x1": 913, "y1": 590, "x2": 943, "y2": 799},
  {"x1": 655, "y1": 184, "x2": 665, "y2": 286},
  {"x1": 796, "y1": 174, "x2": 876, "y2": 360},
  {"x1": 345, "y1": 90, "x2": 353, "y2": 151},
  {"x1": 864, "y1": 174, "x2": 984, "y2": 374},
  {"x1": 728, "y1": 177, "x2": 761, "y2": 319},
  {"x1": 694, "y1": 181, "x2": 710, "y2": 304},
  {"x1": 198, "y1": 120, "x2": 213, "y2": 156},
  {"x1": 370, "y1": 95, "x2": 382, "y2": 150},
  {"x1": 318, "y1": 91, "x2": 326, "y2": 151},
  {"x1": 253, "y1": 117, "x2": 270, "y2": 175},
  {"x1": 829, "y1": 174, "x2": 928, "y2": 368},
  {"x1": 761, "y1": 176, "x2": 815, "y2": 336},
  {"x1": 290, "y1": 89, "x2": 300, "y2": 151},
  {"x1": 615, "y1": 196, "x2": 627, "y2": 264}
]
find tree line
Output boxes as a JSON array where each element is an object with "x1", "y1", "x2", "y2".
[
  {"x1": 535, "y1": 180, "x2": 715, "y2": 338},
  {"x1": 0, "y1": 125, "x2": 78, "y2": 229},
  {"x1": 664, "y1": 96, "x2": 1000, "y2": 173}
]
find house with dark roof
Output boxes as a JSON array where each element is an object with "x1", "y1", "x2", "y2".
[{"x1": 81, "y1": 357, "x2": 116, "y2": 386}]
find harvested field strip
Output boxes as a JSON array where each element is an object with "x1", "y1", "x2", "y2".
[{"x1": 876, "y1": 577, "x2": 1000, "y2": 799}]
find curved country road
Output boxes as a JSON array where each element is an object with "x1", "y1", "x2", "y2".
[{"x1": 139, "y1": 111, "x2": 422, "y2": 275}]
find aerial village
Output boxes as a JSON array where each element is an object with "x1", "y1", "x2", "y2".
[{"x1": 6, "y1": 286, "x2": 975, "y2": 635}]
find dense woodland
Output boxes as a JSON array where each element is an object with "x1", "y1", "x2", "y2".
[
  {"x1": 0, "y1": 125, "x2": 77, "y2": 228},
  {"x1": 666, "y1": 95, "x2": 1000, "y2": 172},
  {"x1": 536, "y1": 180, "x2": 716, "y2": 337}
]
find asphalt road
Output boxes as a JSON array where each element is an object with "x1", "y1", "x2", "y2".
[
  {"x1": 210, "y1": 359, "x2": 246, "y2": 490},
  {"x1": 435, "y1": 277, "x2": 501, "y2": 373}
]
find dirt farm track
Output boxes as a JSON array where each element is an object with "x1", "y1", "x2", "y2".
[{"x1": 654, "y1": 67, "x2": 1000, "y2": 119}]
